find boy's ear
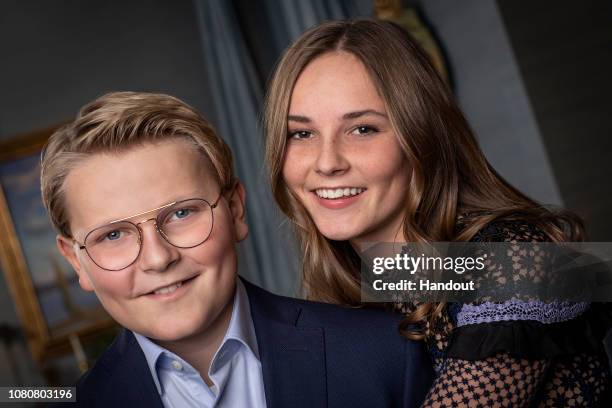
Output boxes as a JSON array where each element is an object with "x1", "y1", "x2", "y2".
[
  {"x1": 226, "y1": 180, "x2": 248, "y2": 242},
  {"x1": 56, "y1": 235, "x2": 95, "y2": 292}
]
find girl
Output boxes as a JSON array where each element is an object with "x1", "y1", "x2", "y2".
[{"x1": 265, "y1": 19, "x2": 610, "y2": 406}]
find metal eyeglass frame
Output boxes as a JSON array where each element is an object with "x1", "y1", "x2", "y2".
[{"x1": 73, "y1": 191, "x2": 223, "y2": 271}]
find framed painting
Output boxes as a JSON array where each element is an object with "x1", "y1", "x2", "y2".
[{"x1": 0, "y1": 126, "x2": 116, "y2": 369}]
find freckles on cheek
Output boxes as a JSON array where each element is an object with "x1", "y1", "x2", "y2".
[{"x1": 281, "y1": 155, "x2": 306, "y2": 190}]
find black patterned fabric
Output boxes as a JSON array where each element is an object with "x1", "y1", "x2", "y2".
[{"x1": 392, "y1": 220, "x2": 612, "y2": 407}]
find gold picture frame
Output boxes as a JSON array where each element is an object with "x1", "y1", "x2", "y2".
[
  {"x1": 375, "y1": 0, "x2": 450, "y2": 85},
  {"x1": 0, "y1": 126, "x2": 116, "y2": 369}
]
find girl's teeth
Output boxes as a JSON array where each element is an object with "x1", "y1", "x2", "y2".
[
  {"x1": 154, "y1": 281, "x2": 183, "y2": 295},
  {"x1": 315, "y1": 188, "x2": 364, "y2": 199}
]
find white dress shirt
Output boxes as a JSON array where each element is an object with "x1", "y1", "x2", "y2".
[{"x1": 134, "y1": 279, "x2": 267, "y2": 407}]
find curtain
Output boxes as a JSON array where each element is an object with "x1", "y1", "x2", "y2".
[{"x1": 193, "y1": 0, "x2": 371, "y2": 296}]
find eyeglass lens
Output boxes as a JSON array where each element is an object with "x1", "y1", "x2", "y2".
[{"x1": 83, "y1": 199, "x2": 214, "y2": 271}]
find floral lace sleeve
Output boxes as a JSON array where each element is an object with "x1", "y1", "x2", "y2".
[
  {"x1": 396, "y1": 220, "x2": 611, "y2": 406},
  {"x1": 423, "y1": 353, "x2": 549, "y2": 407},
  {"x1": 422, "y1": 352, "x2": 609, "y2": 407}
]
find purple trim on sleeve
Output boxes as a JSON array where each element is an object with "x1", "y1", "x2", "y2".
[{"x1": 456, "y1": 300, "x2": 590, "y2": 327}]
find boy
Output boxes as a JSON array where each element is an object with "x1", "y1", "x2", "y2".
[{"x1": 41, "y1": 92, "x2": 432, "y2": 407}]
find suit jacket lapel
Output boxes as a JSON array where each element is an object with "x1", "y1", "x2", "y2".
[
  {"x1": 244, "y1": 280, "x2": 327, "y2": 408},
  {"x1": 103, "y1": 329, "x2": 165, "y2": 408}
]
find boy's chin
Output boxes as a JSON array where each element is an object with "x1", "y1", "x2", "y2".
[
  {"x1": 135, "y1": 322, "x2": 205, "y2": 343},
  {"x1": 131, "y1": 307, "x2": 228, "y2": 343}
]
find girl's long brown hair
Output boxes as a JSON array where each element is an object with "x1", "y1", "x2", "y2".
[{"x1": 264, "y1": 19, "x2": 584, "y2": 339}]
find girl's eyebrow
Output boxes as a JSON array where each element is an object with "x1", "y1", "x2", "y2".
[
  {"x1": 342, "y1": 109, "x2": 388, "y2": 119},
  {"x1": 288, "y1": 109, "x2": 388, "y2": 123},
  {"x1": 288, "y1": 115, "x2": 310, "y2": 123}
]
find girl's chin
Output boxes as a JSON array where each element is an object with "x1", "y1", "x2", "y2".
[
  {"x1": 317, "y1": 226, "x2": 361, "y2": 242},
  {"x1": 317, "y1": 226, "x2": 390, "y2": 248}
]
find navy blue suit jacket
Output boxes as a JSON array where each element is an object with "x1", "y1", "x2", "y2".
[{"x1": 65, "y1": 279, "x2": 433, "y2": 407}]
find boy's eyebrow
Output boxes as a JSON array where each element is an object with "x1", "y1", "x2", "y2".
[
  {"x1": 75, "y1": 200, "x2": 178, "y2": 241},
  {"x1": 108, "y1": 200, "x2": 177, "y2": 224},
  {"x1": 79, "y1": 190, "x2": 214, "y2": 237},
  {"x1": 287, "y1": 110, "x2": 388, "y2": 123}
]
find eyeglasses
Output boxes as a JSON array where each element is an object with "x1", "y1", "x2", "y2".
[{"x1": 74, "y1": 193, "x2": 222, "y2": 271}]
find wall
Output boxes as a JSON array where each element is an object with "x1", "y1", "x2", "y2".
[
  {"x1": 498, "y1": 0, "x2": 612, "y2": 240},
  {"x1": 420, "y1": 0, "x2": 563, "y2": 206},
  {"x1": 0, "y1": 0, "x2": 215, "y2": 387}
]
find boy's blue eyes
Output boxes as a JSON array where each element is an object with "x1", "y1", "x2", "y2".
[
  {"x1": 171, "y1": 208, "x2": 191, "y2": 220},
  {"x1": 175, "y1": 209, "x2": 189, "y2": 218},
  {"x1": 106, "y1": 230, "x2": 121, "y2": 241},
  {"x1": 100, "y1": 229, "x2": 132, "y2": 243},
  {"x1": 97, "y1": 208, "x2": 194, "y2": 242}
]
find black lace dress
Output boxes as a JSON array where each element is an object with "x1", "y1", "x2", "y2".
[{"x1": 393, "y1": 220, "x2": 612, "y2": 407}]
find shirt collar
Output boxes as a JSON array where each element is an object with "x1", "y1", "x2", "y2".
[
  {"x1": 133, "y1": 331, "x2": 166, "y2": 395},
  {"x1": 222, "y1": 278, "x2": 260, "y2": 360},
  {"x1": 133, "y1": 278, "x2": 259, "y2": 395}
]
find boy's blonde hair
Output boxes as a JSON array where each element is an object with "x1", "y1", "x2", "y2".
[{"x1": 41, "y1": 91, "x2": 235, "y2": 238}]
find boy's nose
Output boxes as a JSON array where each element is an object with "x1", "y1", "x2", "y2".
[{"x1": 137, "y1": 220, "x2": 180, "y2": 273}]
